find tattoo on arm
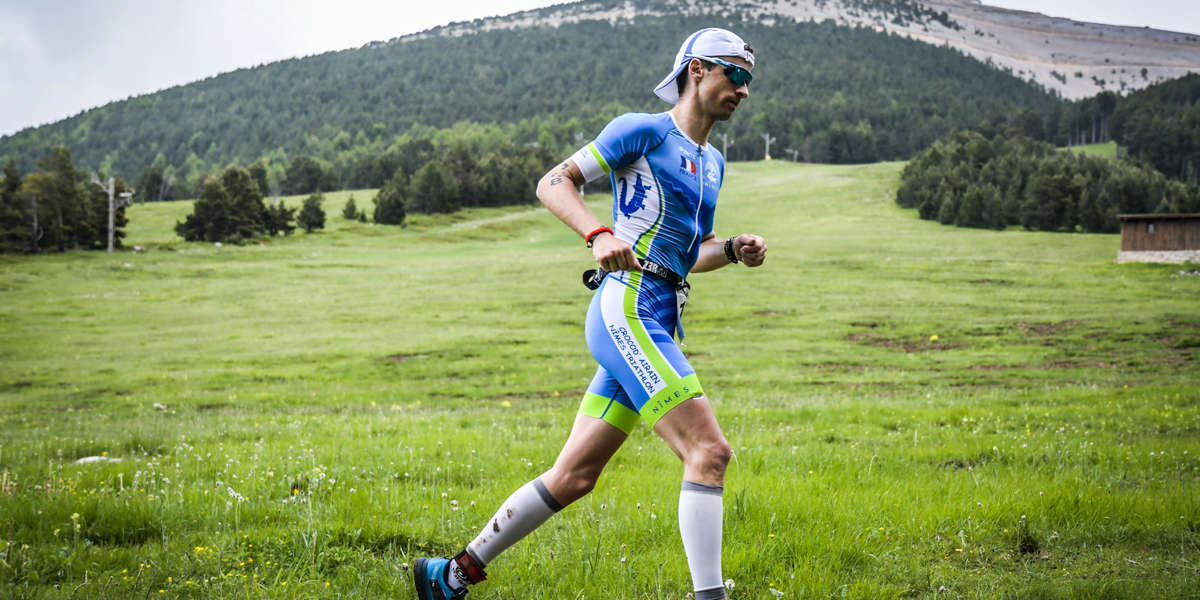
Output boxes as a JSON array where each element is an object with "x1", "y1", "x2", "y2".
[{"x1": 549, "y1": 163, "x2": 571, "y2": 186}]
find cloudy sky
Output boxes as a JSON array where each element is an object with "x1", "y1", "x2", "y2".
[{"x1": 1, "y1": 0, "x2": 1197, "y2": 137}]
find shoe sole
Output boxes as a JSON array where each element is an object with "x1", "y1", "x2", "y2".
[{"x1": 413, "y1": 558, "x2": 434, "y2": 600}]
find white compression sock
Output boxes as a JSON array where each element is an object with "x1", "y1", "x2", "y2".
[
  {"x1": 679, "y1": 480, "x2": 725, "y2": 600},
  {"x1": 466, "y1": 477, "x2": 564, "y2": 567}
]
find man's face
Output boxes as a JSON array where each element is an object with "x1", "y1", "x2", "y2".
[{"x1": 694, "y1": 56, "x2": 752, "y2": 121}]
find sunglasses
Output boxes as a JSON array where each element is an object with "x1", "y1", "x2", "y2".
[{"x1": 689, "y1": 54, "x2": 753, "y2": 87}]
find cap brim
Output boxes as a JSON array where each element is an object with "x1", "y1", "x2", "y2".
[{"x1": 652, "y1": 61, "x2": 689, "y2": 104}]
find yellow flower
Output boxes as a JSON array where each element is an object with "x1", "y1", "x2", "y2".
[{"x1": 929, "y1": 334, "x2": 939, "y2": 342}]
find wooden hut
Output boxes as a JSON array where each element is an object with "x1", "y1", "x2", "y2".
[{"x1": 1117, "y1": 214, "x2": 1200, "y2": 263}]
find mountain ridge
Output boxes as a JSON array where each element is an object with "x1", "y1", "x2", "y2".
[
  {"x1": 401, "y1": 0, "x2": 1199, "y2": 100},
  {"x1": 2, "y1": 0, "x2": 1191, "y2": 186}
]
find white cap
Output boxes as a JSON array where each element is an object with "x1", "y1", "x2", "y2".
[{"x1": 652, "y1": 28, "x2": 755, "y2": 105}]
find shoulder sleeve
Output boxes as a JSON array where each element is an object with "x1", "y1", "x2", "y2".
[{"x1": 570, "y1": 113, "x2": 670, "y2": 183}]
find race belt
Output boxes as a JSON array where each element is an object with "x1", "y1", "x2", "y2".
[
  {"x1": 582, "y1": 260, "x2": 683, "y2": 290},
  {"x1": 583, "y1": 260, "x2": 692, "y2": 340}
]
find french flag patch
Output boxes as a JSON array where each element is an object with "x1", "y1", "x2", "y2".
[{"x1": 679, "y1": 156, "x2": 697, "y2": 174}]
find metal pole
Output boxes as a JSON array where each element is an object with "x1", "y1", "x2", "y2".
[
  {"x1": 762, "y1": 133, "x2": 776, "y2": 160},
  {"x1": 91, "y1": 174, "x2": 115, "y2": 253},
  {"x1": 107, "y1": 179, "x2": 115, "y2": 253},
  {"x1": 716, "y1": 132, "x2": 733, "y2": 157}
]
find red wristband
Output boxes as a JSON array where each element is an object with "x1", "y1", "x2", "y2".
[{"x1": 585, "y1": 226, "x2": 613, "y2": 248}]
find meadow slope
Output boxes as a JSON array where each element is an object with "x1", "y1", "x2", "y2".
[{"x1": 0, "y1": 161, "x2": 1197, "y2": 599}]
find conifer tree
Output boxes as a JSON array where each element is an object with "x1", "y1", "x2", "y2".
[
  {"x1": 373, "y1": 169, "x2": 407, "y2": 225},
  {"x1": 0, "y1": 158, "x2": 28, "y2": 253},
  {"x1": 298, "y1": 194, "x2": 326, "y2": 233},
  {"x1": 342, "y1": 196, "x2": 359, "y2": 220},
  {"x1": 266, "y1": 200, "x2": 296, "y2": 236}
]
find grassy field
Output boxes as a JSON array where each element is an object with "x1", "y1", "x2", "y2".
[
  {"x1": 1063, "y1": 141, "x2": 1118, "y2": 159},
  {"x1": 1, "y1": 161, "x2": 1197, "y2": 599}
]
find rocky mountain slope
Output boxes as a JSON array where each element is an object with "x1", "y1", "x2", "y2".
[{"x1": 420, "y1": 0, "x2": 1200, "y2": 99}]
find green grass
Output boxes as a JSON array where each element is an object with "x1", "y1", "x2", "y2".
[
  {"x1": 1, "y1": 161, "x2": 1197, "y2": 599},
  {"x1": 1063, "y1": 141, "x2": 1118, "y2": 159}
]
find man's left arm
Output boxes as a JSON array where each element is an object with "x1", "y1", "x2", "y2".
[{"x1": 691, "y1": 233, "x2": 767, "y2": 273}]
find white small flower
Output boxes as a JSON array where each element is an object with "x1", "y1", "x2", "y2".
[{"x1": 724, "y1": 578, "x2": 735, "y2": 590}]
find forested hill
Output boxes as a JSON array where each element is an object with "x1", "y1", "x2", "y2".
[{"x1": 0, "y1": 0, "x2": 1063, "y2": 190}]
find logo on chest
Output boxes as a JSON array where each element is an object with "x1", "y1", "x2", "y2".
[
  {"x1": 679, "y1": 155, "x2": 698, "y2": 178},
  {"x1": 617, "y1": 173, "x2": 652, "y2": 218}
]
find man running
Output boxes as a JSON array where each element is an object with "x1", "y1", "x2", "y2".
[{"x1": 414, "y1": 27, "x2": 767, "y2": 600}]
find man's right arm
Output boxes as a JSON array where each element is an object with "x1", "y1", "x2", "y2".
[{"x1": 536, "y1": 160, "x2": 641, "y2": 272}]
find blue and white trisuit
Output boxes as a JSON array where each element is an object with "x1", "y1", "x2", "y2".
[{"x1": 569, "y1": 111, "x2": 726, "y2": 433}]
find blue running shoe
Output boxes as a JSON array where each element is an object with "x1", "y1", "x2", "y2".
[{"x1": 413, "y1": 557, "x2": 467, "y2": 600}]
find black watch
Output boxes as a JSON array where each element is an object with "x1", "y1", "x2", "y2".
[{"x1": 724, "y1": 237, "x2": 739, "y2": 264}]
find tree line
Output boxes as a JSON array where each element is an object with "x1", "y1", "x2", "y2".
[
  {"x1": 173, "y1": 166, "x2": 326, "y2": 244},
  {"x1": 173, "y1": 135, "x2": 552, "y2": 242},
  {"x1": 1110, "y1": 74, "x2": 1200, "y2": 184},
  {"x1": 0, "y1": 13, "x2": 1060, "y2": 187},
  {"x1": 0, "y1": 150, "x2": 129, "y2": 254},
  {"x1": 896, "y1": 129, "x2": 1200, "y2": 233}
]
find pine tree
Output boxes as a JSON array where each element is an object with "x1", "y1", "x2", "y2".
[
  {"x1": 373, "y1": 169, "x2": 408, "y2": 225},
  {"x1": 342, "y1": 196, "x2": 359, "y2": 220},
  {"x1": 0, "y1": 158, "x2": 28, "y2": 253},
  {"x1": 221, "y1": 167, "x2": 268, "y2": 240},
  {"x1": 175, "y1": 177, "x2": 233, "y2": 242},
  {"x1": 34, "y1": 146, "x2": 88, "y2": 252},
  {"x1": 297, "y1": 194, "x2": 326, "y2": 233},
  {"x1": 265, "y1": 200, "x2": 296, "y2": 236},
  {"x1": 409, "y1": 162, "x2": 459, "y2": 214}
]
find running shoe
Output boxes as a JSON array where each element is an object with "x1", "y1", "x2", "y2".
[{"x1": 413, "y1": 557, "x2": 467, "y2": 600}]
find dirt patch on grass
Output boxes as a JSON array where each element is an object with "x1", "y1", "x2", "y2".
[
  {"x1": 847, "y1": 332, "x2": 962, "y2": 353},
  {"x1": 806, "y1": 362, "x2": 869, "y2": 371},
  {"x1": 967, "y1": 363, "x2": 1015, "y2": 371},
  {"x1": 1044, "y1": 360, "x2": 1112, "y2": 369},
  {"x1": 1018, "y1": 321, "x2": 1079, "y2": 337},
  {"x1": 937, "y1": 452, "x2": 995, "y2": 470}
]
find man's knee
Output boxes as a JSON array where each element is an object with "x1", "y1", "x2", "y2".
[
  {"x1": 705, "y1": 439, "x2": 733, "y2": 473},
  {"x1": 690, "y1": 438, "x2": 731, "y2": 478},
  {"x1": 547, "y1": 465, "x2": 602, "y2": 504}
]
